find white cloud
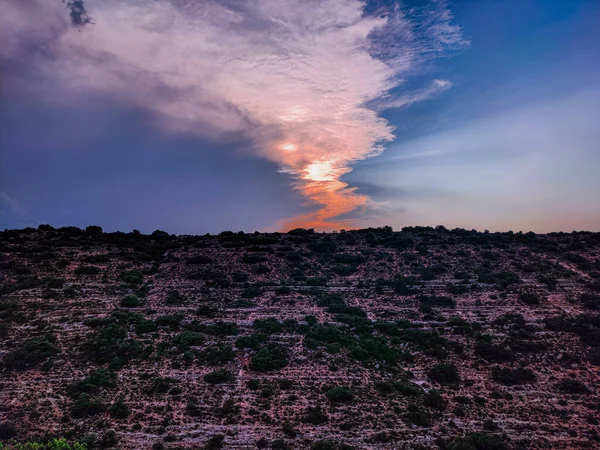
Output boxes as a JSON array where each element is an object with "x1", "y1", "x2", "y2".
[{"x1": 1, "y1": 0, "x2": 466, "y2": 230}]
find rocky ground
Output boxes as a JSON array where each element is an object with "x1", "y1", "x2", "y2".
[{"x1": 0, "y1": 225, "x2": 599, "y2": 449}]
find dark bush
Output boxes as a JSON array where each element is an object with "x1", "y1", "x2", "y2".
[
  {"x1": 581, "y1": 293, "x2": 600, "y2": 310},
  {"x1": 304, "y1": 405, "x2": 328, "y2": 424},
  {"x1": 4, "y1": 335, "x2": 59, "y2": 370},
  {"x1": 173, "y1": 331, "x2": 205, "y2": 350},
  {"x1": 74, "y1": 265, "x2": 101, "y2": 276},
  {"x1": 204, "y1": 369, "x2": 235, "y2": 384},
  {"x1": 519, "y1": 292, "x2": 540, "y2": 305},
  {"x1": 166, "y1": 290, "x2": 186, "y2": 305},
  {"x1": 556, "y1": 378, "x2": 590, "y2": 394},
  {"x1": 428, "y1": 363, "x2": 460, "y2": 385},
  {"x1": 120, "y1": 294, "x2": 141, "y2": 308},
  {"x1": 253, "y1": 318, "x2": 283, "y2": 334},
  {"x1": 250, "y1": 344, "x2": 289, "y2": 372},
  {"x1": 325, "y1": 386, "x2": 354, "y2": 403},
  {"x1": 475, "y1": 342, "x2": 514, "y2": 362},
  {"x1": 0, "y1": 420, "x2": 17, "y2": 439},
  {"x1": 109, "y1": 399, "x2": 130, "y2": 419},
  {"x1": 71, "y1": 393, "x2": 106, "y2": 418},
  {"x1": 405, "y1": 404, "x2": 431, "y2": 427},
  {"x1": 447, "y1": 432, "x2": 506, "y2": 450},
  {"x1": 491, "y1": 366, "x2": 536, "y2": 385}
]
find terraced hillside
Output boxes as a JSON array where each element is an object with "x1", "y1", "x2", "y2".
[{"x1": 0, "y1": 226, "x2": 599, "y2": 449}]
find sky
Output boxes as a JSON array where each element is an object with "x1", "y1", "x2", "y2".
[{"x1": 1, "y1": 0, "x2": 599, "y2": 234}]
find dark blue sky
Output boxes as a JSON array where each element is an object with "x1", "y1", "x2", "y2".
[{"x1": 1, "y1": 0, "x2": 599, "y2": 233}]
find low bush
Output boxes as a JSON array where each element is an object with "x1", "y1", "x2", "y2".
[
  {"x1": 428, "y1": 363, "x2": 460, "y2": 385},
  {"x1": 491, "y1": 366, "x2": 536, "y2": 385},
  {"x1": 325, "y1": 386, "x2": 354, "y2": 403},
  {"x1": 204, "y1": 369, "x2": 235, "y2": 384},
  {"x1": 250, "y1": 344, "x2": 289, "y2": 372}
]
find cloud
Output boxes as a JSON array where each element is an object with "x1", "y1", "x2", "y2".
[{"x1": 1, "y1": 0, "x2": 466, "y2": 230}]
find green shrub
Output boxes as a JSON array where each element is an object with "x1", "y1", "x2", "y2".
[
  {"x1": 424, "y1": 390, "x2": 446, "y2": 410},
  {"x1": 447, "y1": 432, "x2": 506, "y2": 450},
  {"x1": 3, "y1": 438, "x2": 88, "y2": 449},
  {"x1": 0, "y1": 420, "x2": 16, "y2": 439},
  {"x1": 120, "y1": 269, "x2": 144, "y2": 285},
  {"x1": 325, "y1": 386, "x2": 354, "y2": 403},
  {"x1": 109, "y1": 398, "x2": 130, "y2": 419},
  {"x1": 204, "y1": 369, "x2": 235, "y2": 384},
  {"x1": 201, "y1": 345, "x2": 235, "y2": 365},
  {"x1": 4, "y1": 336, "x2": 59, "y2": 370},
  {"x1": 120, "y1": 294, "x2": 141, "y2": 308},
  {"x1": 491, "y1": 366, "x2": 536, "y2": 385},
  {"x1": 428, "y1": 363, "x2": 460, "y2": 385},
  {"x1": 253, "y1": 318, "x2": 283, "y2": 334},
  {"x1": 74, "y1": 265, "x2": 101, "y2": 276},
  {"x1": 556, "y1": 378, "x2": 590, "y2": 394},
  {"x1": 165, "y1": 290, "x2": 186, "y2": 305},
  {"x1": 71, "y1": 393, "x2": 105, "y2": 418},
  {"x1": 235, "y1": 333, "x2": 267, "y2": 350},
  {"x1": 304, "y1": 405, "x2": 328, "y2": 424},
  {"x1": 405, "y1": 404, "x2": 430, "y2": 427},
  {"x1": 173, "y1": 331, "x2": 204, "y2": 350},
  {"x1": 474, "y1": 342, "x2": 514, "y2": 362},
  {"x1": 250, "y1": 344, "x2": 289, "y2": 372},
  {"x1": 519, "y1": 292, "x2": 540, "y2": 305},
  {"x1": 204, "y1": 434, "x2": 224, "y2": 450}
]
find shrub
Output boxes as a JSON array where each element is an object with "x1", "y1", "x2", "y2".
[
  {"x1": 483, "y1": 419, "x2": 499, "y2": 431},
  {"x1": 67, "y1": 368, "x2": 116, "y2": 396},
  {"x1": 74, "y1": 265, "x2": 101, "y2": 276},
  {"x1": 1, "y1": 438, "x2": 88, "y2": 449},
  {"x1": 406, "y1": 404, "x2": 431, "y2": 427},
  {"x1": 109, "y1": 398, "x2": 130, "y2": 419},
  {"x1": 250, "y1": 344, "x2": 289, "y2": 372},
  {"x1": 251, "y1": 264, "x2": 270, "y2": 275},
  {"x1": 253, "y1": 318, "x2": 283, "y2": 334},
  {"x1": 235, "y1": 333, "x2": 267, "y2": 350},
  {"x1": 581, "y1": 293, "x2": 600, "y2": 310},
  {"x1": 428, "y1": 363, "x2": 460, "y2": 385},
  {"x1": 4, "y1": 335, "x2": 59, "y2": 370},
  {"x1": 424, "y1": 390, "x2": 446, "y2": 410},
  {"x1": 165, "y1": 290, "x2": 186, "y2": 305},
  {"x1": 0, "y1": 420, "x2": 16, "y2": 439},
  {"x1": 135, "y1": 319, "x2": 157, "y2": 334},
  {"x1": 120, "y1": 294, "x2": 141, "y2": 308},
  {"x1": 304, "y1": 405, "x2": 328, "y2": 424},
  {"x1": 325, "y1": 386, "x2": 354, "y2": 403},
  {"x1": 519, "y1": 293, "x2": 540, "y2": 305},
  {"x1": 186, "y1": 255, "x2": 212, "y2": 265},
  {"x1": 491, "y1": 366, "x2": 536, "y2": 385},
  {"x1": 242, "y1": 254, "x2": 267, "y2": 264},
  {"x1": 204, "y1": 434, "x2": 225, "y2": 450},
  {"x1": 201, "y1": 345, "x2": 235, "y2": 365},
  {"x1": 474, "y1": 342, "x2": 514, "y2": 362},
  {"x1": 242, "y1": 286, "x2": 262, "y2": 298},
  {"x1": 120, "y1": 269, "x2": 144, "y2": 285},
  {"x1": 204, "y1": 369, "x2": 235, "y2": 384},
  {"x1": 447, "y1": 432, "x2": 506, "y2": 450},
  {"x1": 71, "y1": 393, "x2": 105, "y2": 418},
  {"x1": 173, "y1": 331, "x2": 204, "y2": 350},
  {"x1": 556, "y1": 378, "x2": 590, "y2": 394}
]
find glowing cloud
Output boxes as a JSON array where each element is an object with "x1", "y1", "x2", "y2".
[{"x1": 1, "y1": 0, "x2": 466, "y2": 230}]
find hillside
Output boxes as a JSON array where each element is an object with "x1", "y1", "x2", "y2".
[{"x1": 0, "y1": 225, "x2": 599, "y2": 449}]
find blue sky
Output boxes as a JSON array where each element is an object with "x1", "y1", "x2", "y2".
[{"x1": 1, "y1": 0, "x2": 599, "y2": 233}]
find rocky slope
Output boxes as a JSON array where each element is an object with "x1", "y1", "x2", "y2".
[{"x1": 0, "y1": 225, "x2": 599, "y2": 449}]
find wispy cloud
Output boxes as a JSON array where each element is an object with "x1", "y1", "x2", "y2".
[{"x1": 1, "y1": 0, "x2": 466, "y2": 230}]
